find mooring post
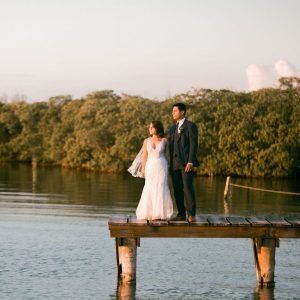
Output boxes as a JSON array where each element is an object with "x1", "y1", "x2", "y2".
[
  {"x1": 253, "y1": 238, "x2": 279, "y2": 286},
  {"x1": 117, "y1": 237, "x2": 138, "y2": 282},
  {"x1": 223, "y1": 176, "x2": 231, "y2": 200}
]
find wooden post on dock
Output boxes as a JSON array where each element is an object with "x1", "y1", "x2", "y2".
[
  {"x1": 116, "y1": 238, "x2": 138, "y2": 282},
  {"x1": 253, "y1": 238, "x2": 278, "y2": 286}
]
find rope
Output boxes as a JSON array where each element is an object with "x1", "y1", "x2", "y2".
[{"x1": 230, "y1": 183, "x2": 300, "y2": 196}]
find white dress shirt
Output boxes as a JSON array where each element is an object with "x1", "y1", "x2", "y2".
[{"x1": 177, "y1": 118, "x2": 185, "y2": 133}]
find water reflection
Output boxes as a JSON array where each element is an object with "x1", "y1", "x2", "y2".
[
  {"x1": 31, "y1": 160, "x2": 37, "y2": 194},
  {"x1": 0, "y1": 163, "x2": 300, "y2": 217},
  {"x1": 252, "y1": 285, "x2": 275, "y2": 300},
  {"x1": 113, "y1": 281, "x2": 275, "y2": 300},
  {"x1": 115, "y1": 281, "x2": 136, "y2": 300},
  {"x1": 223, "y1": 197, "x2": 232, "y2": 215}
]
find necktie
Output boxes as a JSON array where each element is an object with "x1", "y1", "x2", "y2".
[
  {"x1": 175, "y1": 122, "x2": 179, "y2": 134},
  {"x1": 176, "y1": 122, "x2": 180, "y2": 134}
]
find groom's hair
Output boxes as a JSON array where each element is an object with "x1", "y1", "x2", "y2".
[
  {"x1": 151, "y1": 121, "x2": 165, "y2": 137},
  {"x1": 173, "y1": 103, "x2": 186, "y2": 115}
]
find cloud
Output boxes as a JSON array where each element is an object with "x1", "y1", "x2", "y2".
[
  {"x1": 246, "y1": 60, "x2": 298, "y2": 91},
  {"x1": 274, "y1": 60, "x2": 295, "y2": 77},
  {"x1": 246, "y1": 64, "x2": 268, "y2": 91}
]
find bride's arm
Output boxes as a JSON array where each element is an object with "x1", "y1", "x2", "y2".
[{"x1": 141, "y1": 139, "x2": 148, "y2": 177}]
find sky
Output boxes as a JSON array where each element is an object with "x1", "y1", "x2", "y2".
[{"x1": 0, "y1": 0, "x2": 299, "y2": 102}]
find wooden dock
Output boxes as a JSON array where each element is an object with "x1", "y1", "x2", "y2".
[{"x1": 108, "y1": 215, "x2": 300, "y2": 286}]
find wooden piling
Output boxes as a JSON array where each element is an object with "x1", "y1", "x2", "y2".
[
  {"x1": 253, "y1": 238, "x2": 278, "y2": 286},
  {"x1": 117, "y1": 237, "x2": 138, "y2": 282},
  {"x1": 223, "y1": 176, "x2": 231, "y2": 200}
]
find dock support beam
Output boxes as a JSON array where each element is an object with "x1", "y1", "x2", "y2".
[
  {"x1": 116, "y1": 238, "x2": 139, "y2": 282},
  {"x1": 253, "y1": 238, "x2": 279, "y2": 286}
]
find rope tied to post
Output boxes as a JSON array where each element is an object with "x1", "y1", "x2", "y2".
[
  {"x1": 224, "y1": 176, "x2": 300, "y2": 197},
  {"x1": 230, "y1": 183, "x2": 300, "y2": 196}
]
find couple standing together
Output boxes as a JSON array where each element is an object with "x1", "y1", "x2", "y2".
[{"x1": 129, "y1": 103, "x2": 199, "y2": 222}]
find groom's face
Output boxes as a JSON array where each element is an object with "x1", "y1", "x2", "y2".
[{"x1": 172, "y1": 106, "x2": 185, "y2": 122}]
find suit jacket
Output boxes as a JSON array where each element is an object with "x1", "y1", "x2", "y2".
[{"x1": 169, "y1": 119, "x2": 199, "y2": 169}]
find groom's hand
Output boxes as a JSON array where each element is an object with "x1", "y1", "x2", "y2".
[{"x1": 185, "y1": 163, "x2": 193, "y2": 173}]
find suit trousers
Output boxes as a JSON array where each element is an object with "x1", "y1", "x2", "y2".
[{"x1": 171, "y1": 168, "x2": 196, "y2": 217}]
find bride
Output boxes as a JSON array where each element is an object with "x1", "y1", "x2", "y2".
[{"x1": 129, "y1": 121, "x2": 173, "y2": 220}]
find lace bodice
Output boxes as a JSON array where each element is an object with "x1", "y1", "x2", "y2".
[{"x1": 147, "y1": 138, "x2": 167, "y2": 159}]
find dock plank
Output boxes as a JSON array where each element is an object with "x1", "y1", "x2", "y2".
[
  {"x1": 190, "y1": 216, "x2": 210, "y2": 226},
  {"x1": 149, "y1": 220, "x2": 169, "y2": 226},
  {"x1": 128, "y1": 216, "x2": 148, "y2": 225},
  {"x1": 266, "y1": 216, "x2": 291, "y2": 227},
  {"x1": 246, "y1": 217, "x2": 271, "y2": 227},
  {"x1": 168, "y1": 219, "x2": 189, "y2": 226},
  {"x1": 227, "y1": 216, "x2": 250, "y2": 226},
  {"x1": 208, "y1": 216, "x2": 230, "y2": 226},
  {"x1": 285, "y1": 217, "x2": 300, "y2": 227},
  {"x1": 108, "y1": 215, "x2": 128, "y2": 224}
]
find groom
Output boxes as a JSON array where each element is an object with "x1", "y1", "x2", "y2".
[{"x1": 169, "y1": 103, "x2": 199, "y2": 222}]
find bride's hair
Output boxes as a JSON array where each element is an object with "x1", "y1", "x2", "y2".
[{"x1": 151, "y1": 121, "x2": 164, "y2": 137}]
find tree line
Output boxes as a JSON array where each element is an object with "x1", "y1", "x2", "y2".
[{"x1": 0, "y1": 77, "x2": 299, "y2": 178}]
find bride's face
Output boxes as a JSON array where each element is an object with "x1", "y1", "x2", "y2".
[{"x1": 149, "y1": 123, "x2": 156, "y2": 136}]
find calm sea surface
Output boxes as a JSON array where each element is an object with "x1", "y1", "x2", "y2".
[{"x1": 0, "y1": 163, "x2": 300, "y2": 299}]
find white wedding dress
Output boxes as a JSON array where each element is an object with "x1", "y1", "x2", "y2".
[{"x1": 136, "y1": 138, "x2": 173, "y2": 220}]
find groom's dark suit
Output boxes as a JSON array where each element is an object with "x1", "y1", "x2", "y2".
[{"x1": 169, "y1": 119, "x2": 199, "y2": 218}]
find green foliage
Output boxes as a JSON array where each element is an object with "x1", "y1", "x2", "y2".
[{"x1": 1, "y1": 80, "x2": 300, "y2": 178}]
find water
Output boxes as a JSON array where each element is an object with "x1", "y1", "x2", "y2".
[{"x1": 0, "y1": 163, "x2": 300, "y2": 299}]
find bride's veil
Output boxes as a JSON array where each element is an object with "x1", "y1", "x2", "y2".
[{"x1": 128, "y1": 146, "x2": 144, "y2": 178}]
